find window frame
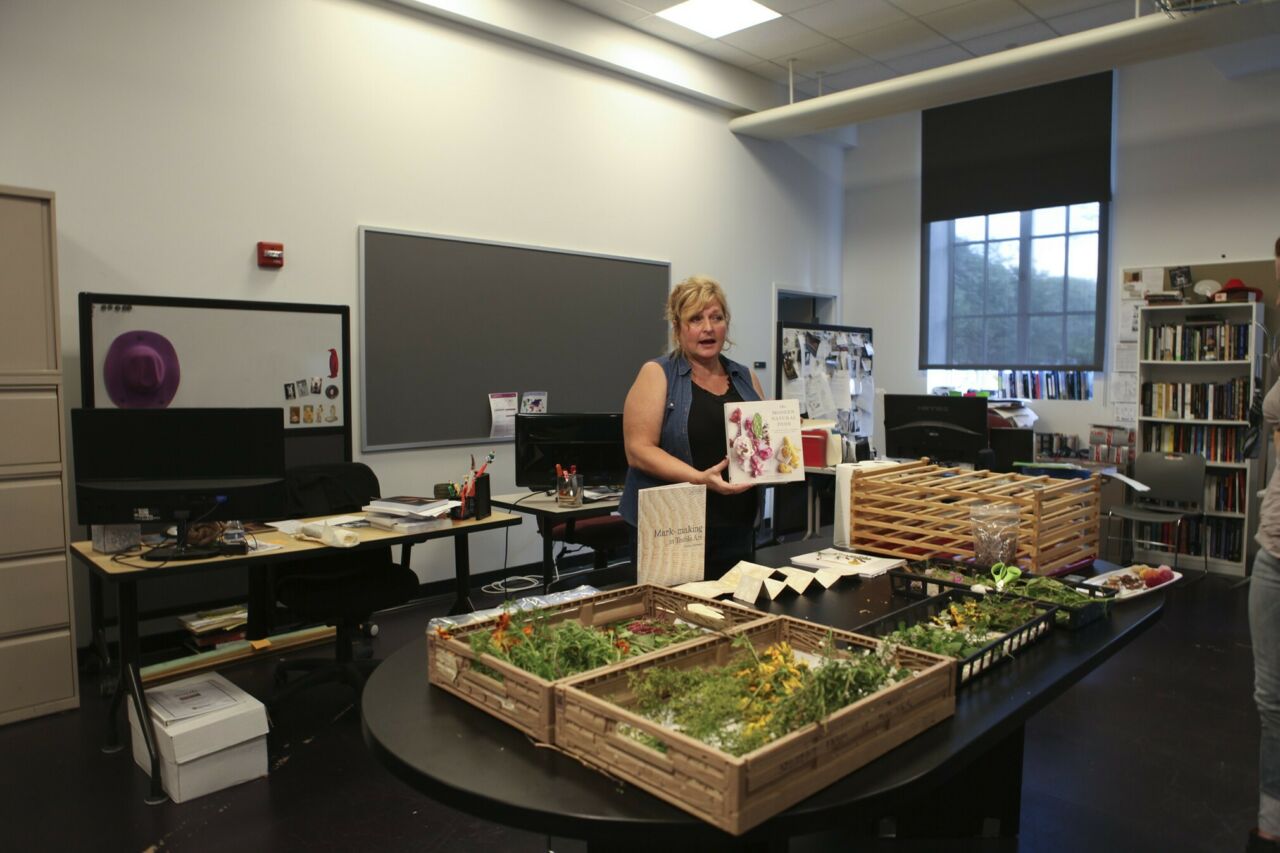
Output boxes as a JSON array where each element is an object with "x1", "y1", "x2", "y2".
[{"x1": 919, "y1": 201, "x2": 1110, "y2": 371}]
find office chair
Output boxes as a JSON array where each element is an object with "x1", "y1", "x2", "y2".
[
  {"x1": 1105, "y1": 451, "x2": 1208, "y2": 582},
  {"x1": 271, "y1": 462, "x2": 418, "y2": 708},
  {"x1": 547, "y1": 515, "x2": 630, "y2": 576}
]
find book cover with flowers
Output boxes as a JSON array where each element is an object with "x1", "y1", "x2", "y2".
[{"x1": 723, "y1": 399, "x2": 805, "y2": 485}]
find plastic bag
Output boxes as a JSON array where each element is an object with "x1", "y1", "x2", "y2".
[{"x1": 971, "y1": 502, "x2": 1019, "y2": 566}]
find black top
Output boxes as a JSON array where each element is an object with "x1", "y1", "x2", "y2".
[{"x1": 689, "y1": 380, "x2": 757, "y2": 528}]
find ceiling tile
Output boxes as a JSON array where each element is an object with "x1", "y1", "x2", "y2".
[
  {"x1": 884, "y1": 43, "x2": 973, "y2": 73},
  {"x1": 1046, "y1": 0, "x2": 1133, "y2": 35},
  {"x1": 761, "y1": 0, "x2": 832, "y2": 12},
  {"x1": 840, "y1": 18, "x2": 951, "y2": 61},
  {"x1": 961, "y1": 20, "x2": 1056, "y2": 54},
  {"x1": 885, "y1": 0, "x2": 972, "y2": 17},
  {"x1": 819, "y1": 61, "x2": 899, "y2": 90},
  {"x1": 562, "y1": 0, "x2": 651, "y2": 24},
  {"x1": 791, "y1": 0, "x2": 909, "y2": 38},
  {"x1": 692, "y1": 38, "x2": 770, "y2": 68},
  {"x1": 719, "y1": 15, "x2": 831, "y2": 58},
  {"x1": 631, "y1": 13, "x2": 712, "y2": 47},
  {"x1": 1017, "y1": 0, "x2": 1119, "y2": 19},
  {"x1": 786, "y1": 38, "x2": 875, "y2": 74},
  {"x1": 921, "y1": 0, "x2": 1039, "y2": 42},
  {"x1": 620, "y1": 0, "x2": 682, "y2": 12},
  {"x1": 748, "y1": 59, "x2": 816, "y2": 85}
]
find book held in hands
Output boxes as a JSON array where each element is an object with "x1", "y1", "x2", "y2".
[{"x1": 723, "y1": 399, "x2": 805, "y2": 485}]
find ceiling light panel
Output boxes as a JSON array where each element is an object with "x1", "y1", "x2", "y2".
[{"x1": 657, "y1": 0, "x2": 782, "y2": 39}]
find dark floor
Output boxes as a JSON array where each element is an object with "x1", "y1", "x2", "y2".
[{"x1": 0, "y1": 532, "x2": 1262, "y2": 853}]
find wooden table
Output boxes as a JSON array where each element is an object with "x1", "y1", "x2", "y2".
[
  {"x1": 490, "y1": 491, "x2": 622, "y2": 589},
  {"x1": 71, "y1": 510, "x2": 519, "y2": 803},
  {"x1": 363, "y1": 572, "x2": 1163, "y2": 850}
]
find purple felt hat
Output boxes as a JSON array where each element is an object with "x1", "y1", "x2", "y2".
[{"x1": 103, "y1": 331, "x2": 181, "y2": 408}]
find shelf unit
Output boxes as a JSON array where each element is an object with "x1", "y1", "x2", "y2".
[
  {"x1": 1135, "y1": 301, "x2": 1264, "y2": 576},
  {"x1": 0, "y1": 185, "x2": 80, "y2": 724}
]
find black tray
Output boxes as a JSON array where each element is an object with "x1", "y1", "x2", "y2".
[
  {"x1": 859, "y1": 589, "x2": 1056, "y2": 686},
  {"x1": 889, "y1": 562, "x2": 1115, "y2": 630}
]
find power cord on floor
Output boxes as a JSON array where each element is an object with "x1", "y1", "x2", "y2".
[{"x1": 481, "y1": 491, "x2": 549, "y2": 597}]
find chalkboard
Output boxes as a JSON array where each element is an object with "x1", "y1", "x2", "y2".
[
  {"x1": 79, "y1": 293, "x2": 351, "y2": 467},
  {"x1": 359, "y1": 227, "x2": 670, "y2": 450}
]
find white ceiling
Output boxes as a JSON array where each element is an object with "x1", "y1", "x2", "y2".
[{"x1": 565, "y1": 0, "x2": 1154, "y2": 97}]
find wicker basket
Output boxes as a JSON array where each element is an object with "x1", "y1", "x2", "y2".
[
  {"x1": 426, "y1": 584, "x2": 767, "y2": 743},
  {"x1": 848, "y1": 460, "x2": 1100, "y2": 575},
  {"x1": 554, "y1": 616, "x2": 955, "y2": 835}
]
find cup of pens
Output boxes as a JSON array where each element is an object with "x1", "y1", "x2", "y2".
[{"x1": 557, "y1": 472, "x2": 583, "y2": 508}]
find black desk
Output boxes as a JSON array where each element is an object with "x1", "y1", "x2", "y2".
[
  {"x1": 362, "y1": 574, "x2": 1163, "y2": 849},
  {"x1": 72, "y1": 510, "x2": 519, "y2": 804},
  {"x1": 490, "y1": 491, "x2": 621, "y2": 589}
]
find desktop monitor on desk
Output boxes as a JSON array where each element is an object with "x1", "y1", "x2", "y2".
[
  {"x1": 884, "y1": 394, "x2": 989, "y2": 468},
  {"x1": 71, "y1": 407, "x2": 287, "y2": 560},
  {"x1": 514, "y1": 413, "x2": 628, "y2": 491}
]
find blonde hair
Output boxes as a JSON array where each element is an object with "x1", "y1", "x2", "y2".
[{"x1": 667, "y1": 275, "x2": 733, "y2": 355}]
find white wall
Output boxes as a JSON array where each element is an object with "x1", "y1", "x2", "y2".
[
  {"x1": 843, "y1": 51, "x2": 1280, "y2": 448},
  {"x1": 0, "y1": 0, "x2": 844, "y2": 590}
]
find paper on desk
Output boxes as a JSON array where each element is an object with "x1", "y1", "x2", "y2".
[
  {"x1": 733, "y1": 575, "x2": 763, "y2": 603},
  {"x1": 673, "y1": 580, "x2": 733, "y2": 600},
  {"x1": 267, "y1": 515, "x2": 363, "y2": 535},
  {"x1": 813, "y1": 568, "x2": 843, "y2": 588}
]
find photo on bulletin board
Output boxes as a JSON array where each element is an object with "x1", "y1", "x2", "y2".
[{"x1": 78, "y1": 293, "x2": 352, "y2": 465}]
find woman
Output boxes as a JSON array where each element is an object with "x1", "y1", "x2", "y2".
[
  {"x1": 619, "y1": 275, "x2": 764, "y2": 578},
  {"x1": 1251, "y1": 236, "x2": 1280, "y2": 853}
]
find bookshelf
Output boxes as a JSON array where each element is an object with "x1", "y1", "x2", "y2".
[{"x1": 1135, "y1": 301, "x2": 1265, "y2": 575}]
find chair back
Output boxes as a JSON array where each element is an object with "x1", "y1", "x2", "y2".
[
  {"x1": 285, "y1": 462, "x2": 380, "y2": 517},
  {"x1": 1133, "y1": 452, "x2": 1206, "y2": 509}
]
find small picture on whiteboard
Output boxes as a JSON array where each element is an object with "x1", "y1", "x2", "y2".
[
  {"x1": 309, "y1": 376, "x2": 323, "y2": 394},
  {"x1": 302, "y1": 405, "x2": 315, "y2": 424},
  {"x1": 284, "y1": 383, "x2": 296, "y2": 400},
  {"x1": 295, "y1": 379, "x2": 309, "y2": 398},
  {"x1": 289, "y1": 406, "x2": 301, "y2": 424}
]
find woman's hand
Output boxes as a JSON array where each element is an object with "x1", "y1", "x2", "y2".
[{"x1": 698, "y1": 458, "x2": 755, "y2": 495}]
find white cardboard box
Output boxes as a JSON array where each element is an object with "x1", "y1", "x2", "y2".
[{"x1": 127, "y1": 672, "x2": 268, "y2": 803}]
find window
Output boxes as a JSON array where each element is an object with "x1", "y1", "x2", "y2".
[{"x1": 922, "y1": 202, "x2": 1107, "y2": 370}]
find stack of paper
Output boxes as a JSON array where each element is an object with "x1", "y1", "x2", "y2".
[
  {"x1": 178, "y1": 605, "x2": 248, "y2": 652},
  {"x1": 790, "y1": 549, "x2": 904, "y2": 578},
  {"x1": 362, "y1": 495, "x2": 457, "y2": 533}
]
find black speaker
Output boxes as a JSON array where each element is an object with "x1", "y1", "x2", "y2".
[{"x1": 989, "y1": 428, "x2": 1035, "y2": 474}]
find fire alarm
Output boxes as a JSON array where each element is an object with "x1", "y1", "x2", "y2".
[{"x1": 257, "y1": 242, "x2": 284, "y2": 268}]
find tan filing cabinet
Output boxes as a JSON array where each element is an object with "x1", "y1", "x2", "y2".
[{"x1": 0, "y1": 185, "x2": 80, "y2": 724}]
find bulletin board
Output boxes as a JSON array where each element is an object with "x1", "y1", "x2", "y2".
[
  {"x1": 359, "y1": 227, "x2": 670, "y2": 450},
  {"x1": 78, "y1": 293, "x2": 351, "y2": 466},
  {"x1": 776, "y1": 322, "x2": 875, "y2": 438}
]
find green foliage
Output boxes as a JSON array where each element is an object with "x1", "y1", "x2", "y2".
[
  {"x1": 466, "y1": 610, "x2": 706, "y2": 682},
  {"x1": 626, "y1": 634, "x2": 911, "y2": 758}
]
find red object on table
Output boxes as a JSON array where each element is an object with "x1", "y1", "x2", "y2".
[{"x1": 801, "y1": 430, "x2": 827, "y2": 468}]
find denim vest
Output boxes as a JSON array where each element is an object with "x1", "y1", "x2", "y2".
[{"x1": 619, "y1": 352, "x2": 759, "y2": 524}]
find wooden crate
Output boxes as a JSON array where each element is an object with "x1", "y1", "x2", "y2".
[
  {"x1": 554, "y1": 616, "x2": 956, "y2": 836},
  {"x1": 847, "y1": 460, "x2": 1100, "y2": 575},
  {"x1": 426, "y1": 584, "x2": 768, "y2": 743}
]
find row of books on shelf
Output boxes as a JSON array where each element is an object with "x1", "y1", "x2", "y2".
[
  {"x1": 1207, "y1": 470, "x2": 1248, "y2": 514},
  {"x1": 1141, "y1": 423, "x2": 1244, "y2": 462},
  {"x1": 1134, "y1": 516, "x2": 1245, "y2": 563},
  {"x1": 1140, "y1": 377, "x2": 1250, "y2": 421},
  {"x1": 998, "y1": 370, "x2": 1093, "y2": 400},
  {"x1": 1142, "y1": 321, "x2": 1251, "y2": 362},
  {"x1": 1036, "y1": 432, "x2": 1083, "y2": 458}
]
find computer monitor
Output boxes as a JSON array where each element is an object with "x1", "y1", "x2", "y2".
[
  {"x1": 514, "y1": 413, "x2": 628, "y2": 491},
  {"x1": 72, "y1": 407, "x2": 287, "y2": 561},
  {"x1": 884, "y1": 394, "x2": 989, "y2": 467}
]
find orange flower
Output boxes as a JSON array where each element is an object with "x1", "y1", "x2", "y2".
[
  {"x1": 495, "y1": 612, "x2": 512, "y2": 632},
  {"x1": 522, "y1": 624, "x2": 533, "y2": 637},
  {"x1": 615, "y1": 639, "x2": 631, "y2": 655},
  {"x1": 435, "y1": 626, "x2": 453, "y2": 640}
]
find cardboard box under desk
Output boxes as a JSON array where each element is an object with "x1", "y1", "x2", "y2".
[{"x1": 127, "y1": 672, "x2": 268, "y2": 803}]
